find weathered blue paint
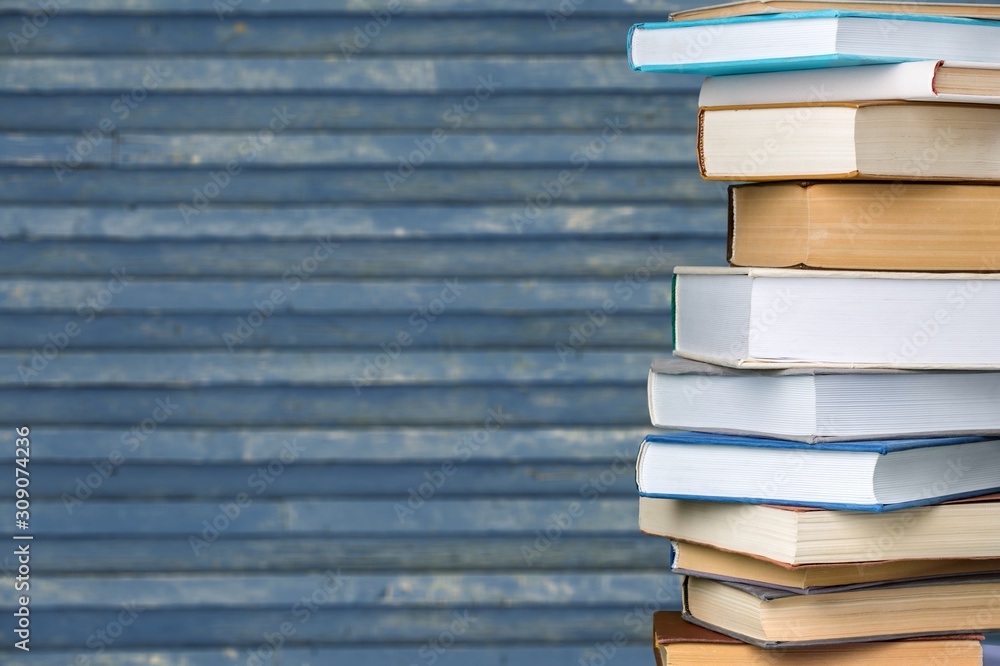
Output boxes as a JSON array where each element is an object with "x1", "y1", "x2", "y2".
[{"x1": 0, "y1": 1, "x2": 722, "y2": 662}]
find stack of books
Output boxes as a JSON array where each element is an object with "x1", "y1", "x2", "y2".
[{"x1": 627, "y1": 0, "x2": 1000, "y2": 662}]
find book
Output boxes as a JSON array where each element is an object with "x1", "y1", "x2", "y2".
[
  {"x1": 652, "y1": 610, "x2": 984, "y2": 665},
  {"x1": 627, "y1": 11, "x2": 1000, "y2": 75},
  {"x1": 672, "y1": 266, "x2": 1000, "y2": 369},
  {"x1": 682, "y1": 574, "x2": 1000, "y2": 646},
  {"x1": 648, "y1": 358, "x2": 1000, "y2": 442},
  {"x1": 700, "y1": 60, "x2": 1000, "y2": 107},
  {"x1": 670, "y1": 540, "x2": 1000, "y2": 592},
  {"x1": 636, "y1": 432, "x2": 1000, "y2": 511},
  {"x1": 670, "y1": 0, "x2": 1000, "y2": 22},
  {"x1": 697, "y1": 102, "x2": 1000, "y2": 181},
  {"x1": 727, "y1": 181, "x2": 1000, "y2": 271},
  {"x1": 638, "y1": 494, "x2": 1000, "y2": 565}
]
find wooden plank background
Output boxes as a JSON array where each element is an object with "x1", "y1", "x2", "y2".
[{"x1": 0, "y1": 0, "x2": 729, "y2": 663}]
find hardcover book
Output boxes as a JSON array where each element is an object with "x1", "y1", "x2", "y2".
[
  {"x1": 652, "y1": 610, "x2": 984, "y2": 665},
  {"x1": 727, "y1": 181, "x2": 1000, "y2": 270},
  {"x1": 700, "y1": 60, "x2": 1000, "y2": 106},
  {"x1": 628, "y1": 10, "x2": 1000, "y2": 75},
  {"x1": 670, "y1": 540, "x2": 1000, "y2": 592},
  {"x1": 638, "y1": 494, "x2": 1000, "y2": 564},
  {"x1": 648, "y1": 358, "x2": 1000, "y2": 442},
  {"x1": 672, "y1": 266, "x2": 1000, "y2": 369},
  {"x1": 697, "y1": 102, "x2": 1000, "y2": 181},
  {"x1": 636, "y1": 432, "x2": 1000, "y2": 511},
  {"x1": 682, "y1": 574, "x2": 1000, "y2": 646},
  {"x1": 670, "y1": 0, "x2": 1000, "y2": 22}
]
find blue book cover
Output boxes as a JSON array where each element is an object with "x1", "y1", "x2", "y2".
[
  {"x1": 627, "y1": 10, "x2": 1000, "y2": 75},
  {"x1": 636, "y1": 432, "x2": 1000, "y2": 512}
]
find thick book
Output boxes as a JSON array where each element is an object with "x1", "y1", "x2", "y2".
[
  {"x1": 670, "y1": 540, "x2": 1000, "y2": 592},
  {"x1": 638, "y1": 494, "x2": 1000, "y2": 564},
  {"x1": 727, "y1": 181, "x2": 1000, "y2": 271},
  {"x1": 701, "y1": 60, "x2": 1000, "y2": 106},
  {"x1": 682, "y1": 574, "x2": 1000, "y2": 646},
  {"x1": 648, "y1": 358, "x2": 1000, "y2": 442},
  {"x1": 697, "y1": 102, "x2": 1000, "y2": 181},
  {"x1": 652, "y1": 610, "x2": 984, "y2": 665},
  {"x1": 672, "y1": 266, "x2": 1000, "y2": 369},
  {"x1": 636, "y1": 432, "x2": 1000, "y2": 511},
  {"x1": 627, "y1": 11, "x2": 1000, "y2": 75},
  {"x1": 670, "y1": 0, "x2": 1000, "y2": 22}
]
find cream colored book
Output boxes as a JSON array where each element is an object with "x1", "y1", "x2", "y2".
[{"x1": 639, "y1": 494, "x2": 1000, "y2": 565}]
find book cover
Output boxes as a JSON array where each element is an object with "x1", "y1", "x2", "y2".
[
  {"x1": 628, "y1": 10, "x2": 1000, "y2": 75},
  {"x1": 637, "y1": 432, "x2": 1000, "y2": 512}
]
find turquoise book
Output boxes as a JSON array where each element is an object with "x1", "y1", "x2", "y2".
[
  {"x1": 636, "y1": 431, "x2": 1000, "y2": 512},
  {"x1": 628, "y1": 10, "x2": 1000, "y2": 75}
]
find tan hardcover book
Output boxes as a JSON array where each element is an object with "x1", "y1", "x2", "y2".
[
  {"x1": 638, "y1": 494, "x2": 1000, "y2": 565},
  {"x1": 697, "y1": 102, "x2": 1000, "y2": 182},
  {"x1": 653, "y1": 610, "x2": 984, "y2": 665},
  {"x1": 728, "y1": 182, "x2": 1000, "y2": 270},
  {"x1": 682, "y1": 574, "x2": 1000, "y2": 646},
  {"x1": 671, "y1": 0, "x2": 1000, "y2": 22},
  {"x1": 671, "y1": 540, "x2": 1000, "y2": 591}
]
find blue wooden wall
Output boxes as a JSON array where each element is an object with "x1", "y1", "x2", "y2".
[{"x1": 0, "y1": 1, "x2": 726, "y2": 663}]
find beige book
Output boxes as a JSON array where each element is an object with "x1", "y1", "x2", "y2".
[{"x1": 728, "y1": 182, "x2": 1000, "y2": 270}]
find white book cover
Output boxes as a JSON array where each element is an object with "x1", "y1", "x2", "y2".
[{"x1": 699, "y1": 60, "x2": 1000, "y2": 107}]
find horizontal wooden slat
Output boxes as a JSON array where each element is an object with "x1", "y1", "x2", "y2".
[
  {"x1": 0, "y1": 646, "x2": 657, "y2": 666},
  {"x1": 0, "y1": 0, "x2": 690, "y2": 14},
  {"x1": 0, "y1": 16, "x2": 639, "y2": 56},
  {"x1": 0, "y1": 278, "x2": 673, "y2": 312},
  {"x1": 0, "y1": 57, "x2": 701, "y2": 93},
  {"x1": 0, "y1": 238, "x2": 718, "y2": 277},
  {"x1": 0, "y1": 535, "x2": 665, "y2": 574},
  {"x1": 0, "y1": 387, "x2": 650, "y2": 426},
  {"x1": 5, "y1": 572, "x2": 679, "y2": 607},
  {"x1": 0, "y1": 167, "x2": 716, "y2": 204},
  {"x1": 0, "y1": 607, "x2": 676, "y2": 649},
  {"x1": 0, "y1": 313, "x2": 674, "y2": 348},
  {"x1": 25, "y1": 427, "x2": 650, "y2": 462},
  {"x1": 3, "y1": 498, "x2": 639, "y2": 535},
  {"x1": 6, "y1": 349, "x2": 656, "y2": 386},
  {"x1": 1, "y1": 460, "x2": 641, "y2": 499},
  {"x1": 0, "y1": 386, "x2": 649, "y2": 425},
  {"x1": 115, "y1": 131, "x2": 693, "y2": 167},
  {"x1": 0, "y1": 93, "x2": 701, "y2": 131},
  {"x1": 0, "y1": 133, "x2": 111, "y2": 166},
  {"x1": 0, "y1": 204, "x2": 724, "y2": 239}
]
